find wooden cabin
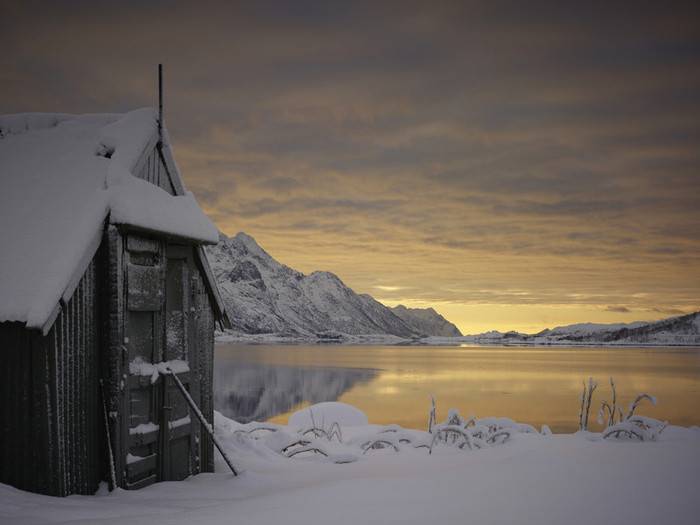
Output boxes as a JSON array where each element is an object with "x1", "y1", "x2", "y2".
[{"x1": 0, "y1": 109, "x2": 230, "y2": 496}]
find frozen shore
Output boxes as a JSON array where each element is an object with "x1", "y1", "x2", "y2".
[
  {"x1": 214, "y1": 311, "x2": 700, "y2": 347},
  {"x1": 215, "y1": 330, "x2": 700, "y2": 347},
  {"x1": 2, "y1": 403, "x2": 700, "y2": 525}
]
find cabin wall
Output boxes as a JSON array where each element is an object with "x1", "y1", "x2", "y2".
[
  {"x1": 0, "y1": 322, "x2": 53, "y2": 493},
  {"x1": 51, "y1": 256, "x2": 103, "y2": 495},
  {"x1": 0, "y1": 256, "x2": 102, "y2": 496}
]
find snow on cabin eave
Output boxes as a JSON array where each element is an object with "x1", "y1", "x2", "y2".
[{"x1": 112, "y1": 222, "x2": 220, "y2": 246}]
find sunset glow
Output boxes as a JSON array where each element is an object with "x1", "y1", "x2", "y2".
[{"x1": 3, "y1": 2, "x2": 699, "y2": 333}]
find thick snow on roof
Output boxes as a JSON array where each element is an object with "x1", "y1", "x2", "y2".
[
  {"x1": 0, "y1": 109, "x2": 218, "y2": 329},
  {"x1": 109, "y1": 169, "x2": 221, "y2": 244}
]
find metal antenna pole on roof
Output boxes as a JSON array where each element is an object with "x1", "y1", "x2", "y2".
[{"x1": 158, "y1": 63, "x2": 163, "y2": 146}]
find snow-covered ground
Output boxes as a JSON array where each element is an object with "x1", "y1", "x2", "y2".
[
  {"x1": 2, "y1": 402, "x2": 699, "y2": 525},
  {"x1": 215, "y1": 329, "x2": 407, "y2": 345}
]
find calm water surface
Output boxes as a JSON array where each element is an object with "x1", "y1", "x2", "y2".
[{"x1": 214, "y1": 344, "x2": 700, "y2": 433}]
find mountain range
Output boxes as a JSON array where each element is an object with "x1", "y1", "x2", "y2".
[
  {"x1": 456, "y1": 312, "x2": 700, "y2": 346},
  {"x1": 206, "y1": 232, "x2": 698, "y2": 345},
  {"x1": 205, "y1": 232, "x2": 462, "y2": 338}
]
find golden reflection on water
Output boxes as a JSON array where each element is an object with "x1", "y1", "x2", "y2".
[{"x1": 219, "y1": 345, "x2": 700, "y2": 433}]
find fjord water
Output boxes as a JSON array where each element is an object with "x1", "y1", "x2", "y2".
[{"x1": 214, "y1": 344, "x2": 700, "y2": 433}]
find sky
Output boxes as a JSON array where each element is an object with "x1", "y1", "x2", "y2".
[{"x1": 2, "y1": 1, "x2": 699, "y2": 333}]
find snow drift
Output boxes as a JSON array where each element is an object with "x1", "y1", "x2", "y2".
[{"x1": 3, "y1": 400, "x2": 699, "y2": 525}]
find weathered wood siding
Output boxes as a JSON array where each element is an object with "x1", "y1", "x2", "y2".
[
  {"x1": 0, "y1": 257, "x2": 102, "y2": 496},
  {"x1": 0, "y1": 322, "x2": 53, "y2": 493},
  {"x1": 193, "y1": 268, "x2": 215, "y2": 472},
  {"x1": 103, "y1": 225, "x2": 127, "y2": 488},
  {"x1": 134, "y1": 146, "x2": 177, "y2": 195},
  {"x1": 51, "y1": 257, "x2": 103, "y2": 495}
]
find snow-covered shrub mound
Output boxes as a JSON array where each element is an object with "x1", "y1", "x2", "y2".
[
  {"x1": 427, "y1": 409, "x2": 539, "y2": 453},
  {"x1": 289, "y1": 402, "x2": 369, "y2": 427},
  {"x1": 475, "y1": 417, "x2": 538, "y2": 434},
  {"x1": 212, "y1": 399, "x2": 684, "y2": 477},
  {"x1": 602, "y1": 416, "x2": 667, "y2": 441}
]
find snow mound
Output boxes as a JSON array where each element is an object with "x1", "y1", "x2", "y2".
[{"x1": 289, "y1": 402, "x2": 369, "y2": 427}]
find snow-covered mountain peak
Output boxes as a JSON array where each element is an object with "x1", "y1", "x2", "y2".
[
  {"x1": 307, "y1": 271, "x2": 345, "y2": 287},
  {"x1": 205, "y1": 233, "x2": 460, "y2": 338},
  {"x1": 391, "y1": 304, "x2": 462, "y2": 337},
  {"x1": 228, "y1": 231, "x2": 273, "y2": 258}
]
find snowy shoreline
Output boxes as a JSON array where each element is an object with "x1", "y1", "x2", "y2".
[
  {"x1": 214, "y1": 310, "x2": 700, "y2": 347},
  {"x1": 215, "y1": 331, "x2": 700, "y2": 348},
  {"x1": 3, "y1": 402, "x2": 700, "y2": 525}
]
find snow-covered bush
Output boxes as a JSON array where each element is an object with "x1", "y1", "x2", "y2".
[
  {"x1": 584, "y1": 376, "x2": 664, "y2": 440},
  {"x1": 602, "y1": 416, "x2": 667, "y2": 441},
  {"x1": 424, "y1": 408, "x2": 545, "y2": 454}
]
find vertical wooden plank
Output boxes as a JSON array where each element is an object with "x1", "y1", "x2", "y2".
[
  {"x1": 48, "y1": 324, "x2": 59, "y2": 495},
  {"x1": 73, "y1": 287, "x2": 79, "y2": 494},
  {"x1": 105, "y1": 226, "x2": 126, "y2": 488},
  {"x1": 86, "y1": 262, "x2": 94, "y2": 491},
  {"x1": 31, "y1": 331, "x2": 47, "y2": 492},
  {"x1": 67, "y1": 294, "x2": 74, "y2": 494},
  {"x1": 60, "y1": 305, "x2": 67, "y2": 493},
  {"x1": 79, "y1": 279, "x2": 86, "y2": 493},
  {"x1": 56, "y1": 315, "x2": 64, "y2": 495},
  {"x1": 88, "y1": 262, "x2": 94, "y2": 491},
  {"x1": 82, "y1": 269, "x2": 89, "y2": 493},
  {"x1": 74, "y1": 283, "x2": 81, "y2": 493}
]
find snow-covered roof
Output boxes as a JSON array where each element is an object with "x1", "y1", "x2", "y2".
[{"x1": 0, "y1": 108, "x2": 219, "y2": 330}]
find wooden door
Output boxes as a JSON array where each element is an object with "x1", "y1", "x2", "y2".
[
  {"x1": 160, "y1": 244, "x2": 196, "y2": 481},
  {"x1": 124, "y1": 236, "x2": 162, "y2": 489}
]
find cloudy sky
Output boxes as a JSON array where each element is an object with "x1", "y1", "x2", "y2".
[{"x1": 2, "y1": 1, "x2": 699, "y2": 333}]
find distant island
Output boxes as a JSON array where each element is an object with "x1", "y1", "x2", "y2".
[{"x1": 426, "y1": 311, "x2": 700, "y2": 347}]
